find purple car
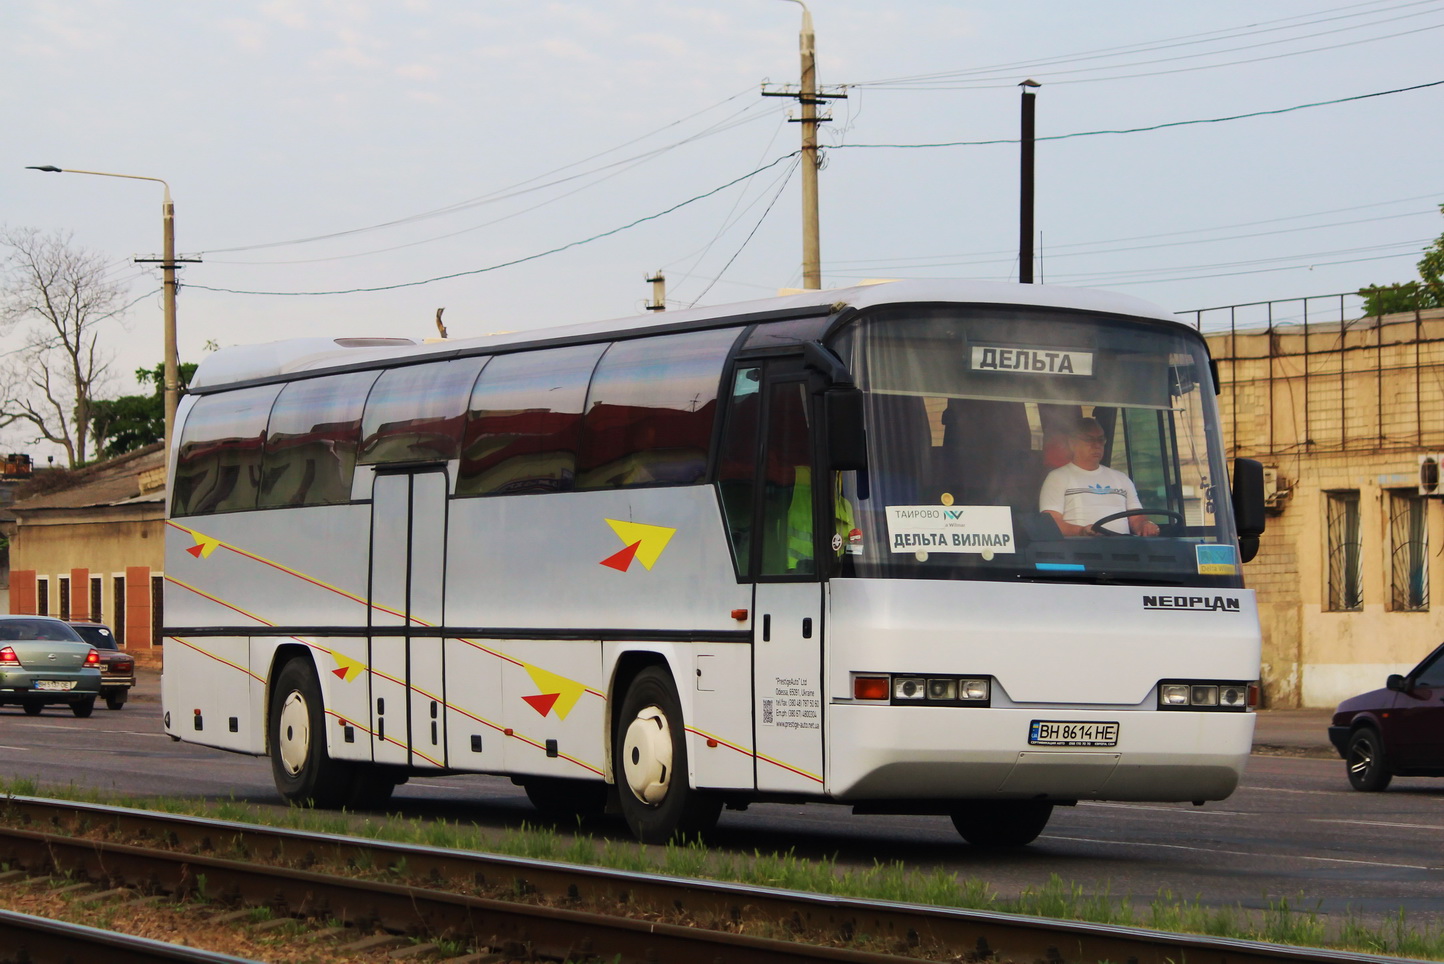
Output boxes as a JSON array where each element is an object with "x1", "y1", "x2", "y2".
[{"x1": 1328, "y1": 641, "x2": 1444, "y2": 791}]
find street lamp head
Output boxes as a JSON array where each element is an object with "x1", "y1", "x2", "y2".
[
  {"x1": 25, "y1": 165, "x2": 63, "y2": 173},
  {"x1": 1019, "y1": 79, "x2": 1041, "y2": 88}
]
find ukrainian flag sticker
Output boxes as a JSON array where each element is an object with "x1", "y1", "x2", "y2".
[{"x1": 1195, "y1": 544, "x2": 1238, "y2": 575}]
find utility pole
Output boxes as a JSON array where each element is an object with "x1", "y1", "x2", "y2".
[
  {"x1": 1018, "y1": 80, "x2": 1040, "y2": 284},
  {"x1": 645, "y1": 271, "x2": 666, "y2": 311},
  {"x1": 763, "y1": 1, "x2": 845, "y2": 290}
]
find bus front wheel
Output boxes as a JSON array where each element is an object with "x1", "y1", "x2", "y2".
[
  {"x1": 950, "y1": 800, "x2": 1053, "y2": 848},
  {"x1": 269, "y1": 658, "x2": 352, "y2": 809},
  {"x1": 614, "y1": 666, "x2": 720, "y2": 843}
]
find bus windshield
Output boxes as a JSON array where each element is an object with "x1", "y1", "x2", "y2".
[{"x1": 833, "y1": 304, "x2": 1241, "y2": 588}]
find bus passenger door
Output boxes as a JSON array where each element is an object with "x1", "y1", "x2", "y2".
[
  {"x1": 751, "y1": 373, "x2": 826, "y2": 794},
  {"x1": 369, "y1": 469, "x2": 449, "y2": 769}
]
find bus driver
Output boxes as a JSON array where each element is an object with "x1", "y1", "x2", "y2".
[{"x1": 1038, "y1": 416, "x2": 1160, "y2": 537}]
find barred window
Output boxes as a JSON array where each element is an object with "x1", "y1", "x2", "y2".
[
  {"x1": 1389, "y1": 491, "x2": 1428, "y2": 612},
  {"x1": 1326, "y1": 491, "x2": 1363, "y2": 612}
]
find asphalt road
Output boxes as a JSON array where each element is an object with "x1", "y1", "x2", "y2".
[{"x1": 2, "y1": 675, "x2": 1441, "y2": 930}]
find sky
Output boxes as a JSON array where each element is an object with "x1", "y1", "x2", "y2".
[{"x1": 2, "y1": 0, "x2": 1442, "y2": 457}]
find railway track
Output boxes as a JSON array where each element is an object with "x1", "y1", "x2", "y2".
[{"x1": 0, "y1": 794, "x2": 1410, "y2": 964}]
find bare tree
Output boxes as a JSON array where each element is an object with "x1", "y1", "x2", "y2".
[{"x1": 0, "y1": 227, "x2": 123, "y2": 467}]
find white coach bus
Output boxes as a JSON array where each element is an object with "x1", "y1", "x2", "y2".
[{"x1": 162, "y1": 280, "x2": 1265, "y2": 845}]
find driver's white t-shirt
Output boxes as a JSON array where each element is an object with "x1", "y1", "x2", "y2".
[{"x1": 1038, "y1": 462, "x2": 1143, "y2": 534}]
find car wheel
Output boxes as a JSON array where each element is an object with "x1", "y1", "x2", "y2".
[
  {"x1": 950, "y1": 800, "x2": 1054, "y2": 848},
  {"x1": 105, "y1": 693, "x2": 126, "y2": 711},
  {"x1": 22, "y1": 701, "x2": 43, "y2": 717},
  {"x1": 1346, "y1": 727, "x2": 1392, "y2": 791},
  {"x1": 71, "y1": 697, "x2": 96, "y2": 719},
  {"x1": 614, "y1": 665, "x2": 720, "y2": 843},
  {"x1": 268, "y1": 658, "x2": 354, "y2": 809},
  {"x1": 522, "y1": 777, "x2": 609, "y2": 821}
]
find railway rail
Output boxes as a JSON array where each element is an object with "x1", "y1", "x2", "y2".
[{"x1": 0, "y1": 794, "x2": 1410, "y2": 964}]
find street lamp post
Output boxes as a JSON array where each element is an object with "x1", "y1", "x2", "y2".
[{"x1": 26, "y1": 165, "x2": 182, "y2": 459}]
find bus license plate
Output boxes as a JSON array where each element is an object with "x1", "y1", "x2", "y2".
[
  {"x1": 1029, "y1": 720, "x2": 1118, "y2": 747},
  {"x1": 35, "y1": 680, "x2": 77, "y2": 692}
]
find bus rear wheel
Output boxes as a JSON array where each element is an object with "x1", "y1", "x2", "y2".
[
  {"x1": 950, "y1": 800, "x2": 1053, "y2": 848},
  {"x1": 269, "y1": 658, "x2": 353, "y2": 809},
  {"x1": 615, "y1": 666, "x2": 720, "y2": 843}
]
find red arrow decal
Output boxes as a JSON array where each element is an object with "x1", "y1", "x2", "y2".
[
  {"x1": 599, "y1": 541, "x2": 641, "y2": 572},
  {"x1": 186, "y1": 544, "x2": 205, "y2": 558},
  {"x1": 522, "y1": 692, "x2": 560, "y2": 717},
  {"x1": 332, "y1": 667, "x2": 349, "y2": 680}
]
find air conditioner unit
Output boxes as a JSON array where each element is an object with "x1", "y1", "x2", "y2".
[
  {"x1": 1419, "y1": 453, "x2": 1444, "y2": 496},
  {"x1": 1262, "y1": 466, "x2": 1292, "y2": 511}
]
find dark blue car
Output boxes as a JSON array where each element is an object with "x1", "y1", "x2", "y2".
[{"x1": 1329, "y1": 641, "x2": 1444, "y2": 791}]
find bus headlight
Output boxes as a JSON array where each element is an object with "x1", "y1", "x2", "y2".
[
  {"x1": 1158, "y1": 680, "x2": 1255, "y2": 711},
  {"x1": 851, "y1": 674, "x2": 992, "y2": 706},
  {"x1": 893, "y1": 677, "x2": 927, "y2": 700},
  {"x1": 926, "y1": 678, "x2": 957, "y2": 700}
]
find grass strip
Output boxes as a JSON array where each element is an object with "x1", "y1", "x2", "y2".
[{"x1": 3, "y1": 776, "x2": 1439, "y2": 959}]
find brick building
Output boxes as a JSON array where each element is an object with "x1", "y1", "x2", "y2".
[
  {"x1": 3, "y1": 443, "x2": 166, "y2": 650},
  {"x1": 1205, "y1": 303, "x2": 1444, "y2": 707}
]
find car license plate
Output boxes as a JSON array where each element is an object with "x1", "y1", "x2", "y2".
[
  {"x1": 1029, "y1": 720, "x2": 1118, "y2": 747},
  {"x1": 35, "y1": 680, "x2": 77, "y2": 692}
]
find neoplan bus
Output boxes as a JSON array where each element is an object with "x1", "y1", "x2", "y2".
[{"x1": 162, "y1": 279, "x2": 1266, "y2": 846}]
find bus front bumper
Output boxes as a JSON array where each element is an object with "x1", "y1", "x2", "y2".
[{"x1": 825, "y1": 704, "x2": 1254, "y2": 803}]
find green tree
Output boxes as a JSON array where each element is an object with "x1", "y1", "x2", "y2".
[
  {"x1": 1359, "y1": 204, "x2": 1444, "y2": 315},
  {"x1": 90, "y1": 360, "x2": 199, "y2": 459}
]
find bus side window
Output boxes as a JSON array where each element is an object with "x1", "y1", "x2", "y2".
[
  {"x1": 172, "y1": 385, "x2": 282, "y2": 517},
  {"x1": 716, "y1": 366, "x2": 762, "y2": 575},
  {"x1": 259, "y1": 370, "x2": 379, "y2": 508},
  {"x1": 457, "y1": 345, "x2": 602, "y2": 496},
  {"x1": 358, "y1": 358, "x2": 485, "y2": 466},
  {"x1": 575, "y1": 328, "x2": 737, "y2": 490},
  {"x1": 760, "y1": 381, "x2": 814, "y2": 576}
]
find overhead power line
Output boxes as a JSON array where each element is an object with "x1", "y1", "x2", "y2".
[
  {"x1": 852, "y1": 0, "x2": 1444, "y2": 89},
  {"x1": 836, "y1": 80, "x2": 1443, "y2": 149},
  {"x1": 188, "y1": 153, "x2": 803, "y2": 297},
  {"x1": 187, "y1": 80, "x2": 1441, "y2": 298}
]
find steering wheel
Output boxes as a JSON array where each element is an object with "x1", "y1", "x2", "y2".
[{"x1": 1090, "y1": 507, "x2": 1183, "y2": 536}]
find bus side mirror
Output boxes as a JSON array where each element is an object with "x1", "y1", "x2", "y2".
[
  {"x1": 825, "y1": 388, "x2": 868, "y2": 471},
  {"x1": 1232, "y1": 457, "x2": 1266, "y2": 563}
]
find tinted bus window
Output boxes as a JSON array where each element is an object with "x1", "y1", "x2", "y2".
[
  {"x1": 259, "y1": 370, "x2": 380, "y2": 508},
  {"x1": 457, "y1": 344, "x2": 604, "y2": 497},
  {"x1": 576, "y1": 328, "x2": 737, "y2": 490},
  {"x1": 172, "y1": 385, "x2": 282, "y2": 517},
  {"x1": 358, "y1": 357, "x2": 486, "y2": 465}
]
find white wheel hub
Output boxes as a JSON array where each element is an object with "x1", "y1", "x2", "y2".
[
  {"x1": 622, "y1": 705, "x2": 672, "y2": 805},
  {"x1": 278, "y1": 691, "x2": 311, "y2": 776}
]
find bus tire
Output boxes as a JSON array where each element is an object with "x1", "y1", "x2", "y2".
[
  {"x1": 269, "y1": 658, "x2": 353, "y2": 809},
  {"x1": 615, "y1": 666, "x2": 721, "y2": 843},
  {"x1": 950, "y1": 800, "x2": 1053, "y2": 848},
  {"x1": 522, "y1": 777, "x2": 608, "y2": 821}
]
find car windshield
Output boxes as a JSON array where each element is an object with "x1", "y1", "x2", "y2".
[
  {"x1": 70, "y1": 624, "x2": 118, "y2": 649},
  {"x1": 0, "y1": 619, "x2": 84, "y2": 642},
  {"x1": 830, "y1": 304, "x2": 1241, "y2": 588}
]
